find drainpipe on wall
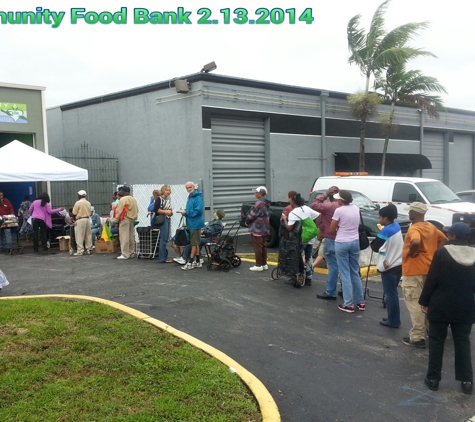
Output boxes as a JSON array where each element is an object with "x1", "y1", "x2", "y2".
[
  {"x1": 418, "y1": 109, "x2": 424, "y2": 177},
  {"x1": 320, "y1": 91, "x2": 329, "y2": 176},
  {"x1": 444, "y1": 131, "x2": 452, "y2": 186}
]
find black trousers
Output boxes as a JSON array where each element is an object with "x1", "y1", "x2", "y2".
[
  {"x1": 427, "y1": 320, "x2": 473, "y2": 382},
  {"x1": 32, "y1": 218, "x2": 48, "y2": 251}
]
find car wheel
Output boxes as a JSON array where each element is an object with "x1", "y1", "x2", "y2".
[{"x1": 266, "y1": 225, "x2": 278, "y2": 248}]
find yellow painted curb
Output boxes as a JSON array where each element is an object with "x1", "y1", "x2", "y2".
[
  {"x1": 238, "y1": 257, "x2": 378, "y2": 277},
  {"x1": 0, "y1": 294, "x2": 281, "y2": 422}
]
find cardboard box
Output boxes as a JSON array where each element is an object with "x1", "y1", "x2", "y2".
[
  {"x1": 56, "y1": 236, "x2": 70, "y2": 251},
  {"x1": 95, "y1": 239, "x2": 118, "y2": 254}
]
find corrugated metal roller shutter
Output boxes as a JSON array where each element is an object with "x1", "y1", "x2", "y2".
[
  {"x1": 211, "y1": 118, "x2": 265, "y2": 222},
  {"x1": 422, "y1": 131, "x2": 444, "y2": 181}
]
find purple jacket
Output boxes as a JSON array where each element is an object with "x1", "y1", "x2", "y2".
[
  {"x1": 29, "y1": 200, "x2": 62, "y2": 229},
  {"x1": 245, "y1": 198, "x2": 270, "y2": 236}
]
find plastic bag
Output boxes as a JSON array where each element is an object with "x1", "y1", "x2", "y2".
[{"x1": 0, "y1": 269, "x2": 10, "y2": 288}]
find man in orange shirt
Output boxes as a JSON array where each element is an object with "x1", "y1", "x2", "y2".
[{"x1": 401, "y1": 202, "x2": 446, "y2": 349}]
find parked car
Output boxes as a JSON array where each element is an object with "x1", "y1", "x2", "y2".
[
  {"x1": 456, "y1": 190, "x2": 475, "y2": 203},
  {"x1": 312, "y1": 175, "x2": 475, "y2": 229},
  {"x1": 240, "y1": 189, "x2": 411, "y2": 248},
  {"x1": 308, "y1": 189, "x2": 411, "y2": 238}
]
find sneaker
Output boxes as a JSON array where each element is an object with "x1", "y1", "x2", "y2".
[
  {"x1": 424, "y1": 378, "x2": 439, "y2": 391},
  {"x1": 200, "y1": 258, "x2": 204, "y2": 264},
  {"x1": 85, "y1": 250, "x2": 93, "y2": 255},
  {"x1": 249, "y1": 266, "x2": 264, "y2": 272},
  {"x1": 317, "y1": 292, "x2": 337, "y2": 300},
  {"x1": 194, "y1": 261, "x2": 202, "y2": 268},
  {"x1": 356, "y1": 303, "x2": 365, "y2": 311},
  {"x1": 181, "y1": 262, "x2": 193, "y2": 271},
  {"x1": 402, "y1": 337, "x2": 426, "y2": 349},
  {"x1": 338, "y1": 304, "x2": 355, "y2": 313},
  {"x1": 117, "y1": 255, "x2": 129, "y2": 260},
  {"x1": 69, "y1": 249, "x2": 74, "y2": 256},
  {"x1": 262, "y1": 265, "x2": 269, "y2": 270},
  {"x1": 462, "y1": 381, "x2": 473, "y2": 395},
  {"x1": 73, "y1": 252, "x2": 84, "y2": 256},
  {"x1": 130, "y1": 253, "x2": 136, "y2": 258},
  {"x1": 173, "y1": 257, "x2": 186, "y2": 265}
]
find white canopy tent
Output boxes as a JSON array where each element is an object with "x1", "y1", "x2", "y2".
[{"x1": 0, "y1": 140, "x2": 88, "y2": 182}]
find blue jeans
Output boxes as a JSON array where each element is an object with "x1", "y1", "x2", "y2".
[
  {"x1": 323, "y1": 238, "x2": 338, "y2": 297},
  {"x1": 335, "y1": 240, "x2": 364, "y2": 307},
  {"x1": 381, "y1": 269, "x2": 402, "y2": 327},
  {"x1": 0, "y1": 228, "x2": 12, "y2": 249},
  {"x1": 158, "y1": 218, "x2": 170, "y2": 262}
]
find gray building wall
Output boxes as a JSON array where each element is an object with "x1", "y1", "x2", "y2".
[{"x1": 46, "y1": 74, "x2": 475, "y2": 212}]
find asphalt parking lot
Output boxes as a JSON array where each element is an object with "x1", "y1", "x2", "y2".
[{"x1": 1, "y1": 235, "x2": 474, "y2": 422}]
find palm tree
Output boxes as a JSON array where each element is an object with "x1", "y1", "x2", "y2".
[
  {"x1": 375, "y1": 64, "x2": 447, "y2": 175},
  {"x1": 347, "y1": 0, "x2": 435, "y2": 171}
]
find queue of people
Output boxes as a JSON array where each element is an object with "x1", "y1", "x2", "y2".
[{"x1": 309, "y1": 185, "x2": 475, "y2": 395}]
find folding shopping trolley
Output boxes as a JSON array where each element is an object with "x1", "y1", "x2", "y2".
[
  {"x1": 136, "y1": 226, "x2": 160, "y2": 259},
  {"x1": 204, "y1": 220, "x2": 241, "y2": 271}
]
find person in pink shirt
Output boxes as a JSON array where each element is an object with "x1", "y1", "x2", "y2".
[
  {"x1": 29, "y1": 192, "x2": 64, "y2": 253},
  {"x1": 329, "y1": 190, "x2": 365, "y2": 313}
]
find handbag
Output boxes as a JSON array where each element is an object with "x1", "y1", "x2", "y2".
[
  {"x1": 174, "y1": 216, "x2": 190, "y2": 246},
  {"x1": 152, "y1": 213, "x2": 166, "y2": 227},
  {"x1": 358, "y1": 212, "x2": 369, "y2": 250}
]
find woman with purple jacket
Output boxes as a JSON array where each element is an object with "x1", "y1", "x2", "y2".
[{"x1": 29, "y1": 192, "x2": 64, "y2": 253}]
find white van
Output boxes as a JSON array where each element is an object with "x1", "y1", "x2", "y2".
[{"x1": 311, "y1": 176, "x2": 475, "y2": 229}]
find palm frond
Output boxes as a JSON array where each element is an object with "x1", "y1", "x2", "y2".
[
  {"x1": 379, "y1": 22, "x2": 431, "y2": 51},
  {"x1": 366, "y1": 1, "x2": 391, "y2": 54},
  {"x1": 373, "y1": 47, "x2": 436, "y2": 69},
  {"x1": 347, "y1": 14, "x2": 369, "y2": 71}
]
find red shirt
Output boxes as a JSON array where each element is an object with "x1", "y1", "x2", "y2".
[
  {"x1": 310, "y1": 193, "x2": 340, "y2": 240},
  {"x1": 0, "y1": 198, "x2": 14, "y2": 216}
]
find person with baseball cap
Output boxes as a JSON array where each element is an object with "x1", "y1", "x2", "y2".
[
  {"x1": 245, "y1": 186, "x2": 270, "y2": 271},
  {"x1": 72, "y1": 190, "x2": 92, "y2": 256},
  {"x1": 401, "y1": 202, "x2": 446, "y2": 349},
  {"x1": 419, "y1": 222, "x2": 475, "y2": 394},
  {"x1": 113, "y1": 186, "x2": 139, "y2": 260},
  {"x1": 311, "y1": 185, "x2": 341, "y2": 300}
]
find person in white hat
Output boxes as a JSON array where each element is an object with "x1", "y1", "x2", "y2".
[
  {"x1": 72, "y1": 190, "x2": 92, "y2": 256},
  {"x1": 401, "y1": 202, "x2": 446, "y2": 349},
  {"x1": 245, "y1": 186, "x2": 270, "y2": 271}
]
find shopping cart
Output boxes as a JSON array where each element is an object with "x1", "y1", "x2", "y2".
[{"x1": 136, "y1": 226, "x2": 160, "y2": 259}]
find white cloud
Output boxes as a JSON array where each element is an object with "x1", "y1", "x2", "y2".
[{"x1": 3, "y1": 0, "x2": 474, "y2": 110}]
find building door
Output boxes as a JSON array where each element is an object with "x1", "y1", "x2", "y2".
[
  {"x1": 211, "y1": 117, "x2": 265, "y2": 221},
  {"x1": 422, "y1": 131, "x2": 444, "y2": 181}
]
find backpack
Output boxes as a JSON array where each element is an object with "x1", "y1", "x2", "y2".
[{"x1": 291, "y1": 210, "x2": 319, "y2": 243}]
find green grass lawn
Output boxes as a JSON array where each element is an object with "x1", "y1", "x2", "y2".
[{"x1": 0, "y1": 299, "x2": 261, "y2": 422}]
